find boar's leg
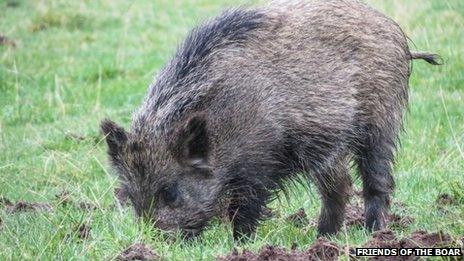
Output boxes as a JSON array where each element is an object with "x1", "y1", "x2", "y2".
[
  {"x1": 227, "y1": 179, "x2": 270, "y2": 241},
  {"x1": 357, "y1": 127, "x2": 396, "y2": 231},
  {"x1": 313, "y1": 161, "x2": 352, "y2": 236}
]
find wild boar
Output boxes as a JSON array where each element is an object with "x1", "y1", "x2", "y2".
[{"x1": 101, "y1": 0, "x2": 440, "y2": 239}]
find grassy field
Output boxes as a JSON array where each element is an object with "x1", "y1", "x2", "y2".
[{"x1": 0, "y1": 0, "x2": 463, "y2": 259}]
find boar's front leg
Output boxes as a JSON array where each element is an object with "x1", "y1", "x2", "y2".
[
  {"x1": 313, "y1": 160, "x2": 352, "y2": 236},
  {"x1": 227, "y1": 179, "x2": 270, "y2": 241}
]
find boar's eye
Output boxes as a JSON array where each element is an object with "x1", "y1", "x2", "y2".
[{"x1": 161, "y1": 184, "x2": 178, "y2": 205}]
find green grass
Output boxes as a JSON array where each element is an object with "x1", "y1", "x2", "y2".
[{"x1": 0, "y1": 0, "x2": 463, "y2": 259}]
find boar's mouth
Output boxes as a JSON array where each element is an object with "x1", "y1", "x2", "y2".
[{"x1": 181, "y1": 225, "x2": 206, "y2": 239}]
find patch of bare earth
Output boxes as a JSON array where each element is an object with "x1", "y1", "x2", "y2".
[
  {"x1": 77, "y1": 224, "x2": 91, "y2": 240},
  {"x1": 345, "y1": 229, "x2": 459, "y2": 260},
  {"x1": 116, "y1": 243, "x2": 160, "y2": 261},
  {"x1": 436, "y1": 193, "x2": 459, "y2": 205},
  {"x1": 55, "y1": 190, "x2": 97, "y2": 211},
  {"x1": 1, "y1": 197, "x2": 52, "y2": 213},
  {"x1": 344, "y1": 201, "x2": 413, "y2": 229},
  {"x1": 217, "y1": 238, "x2": 340, "y2": 261}
]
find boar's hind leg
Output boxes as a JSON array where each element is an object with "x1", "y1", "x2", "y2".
[
  {"x1": 357, "y1": 126, "x2": 396, "y2": 231},
  {"x1": 314, "y1": 161, "x2": 352, "y2": 236}
]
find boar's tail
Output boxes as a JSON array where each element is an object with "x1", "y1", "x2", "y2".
[{"x1": 410, "y1": 52, "x2": 443, "y2": 65}]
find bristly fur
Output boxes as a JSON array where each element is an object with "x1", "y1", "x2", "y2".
[{"x1": 102, "y1": 0, "x2": 440, "y2": 240}]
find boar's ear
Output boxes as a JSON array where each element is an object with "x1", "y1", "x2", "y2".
[
  {"x1": 100, "y1": 119, "x2": 128, "y2": 156},
  {"x1": 176, "y1": 113, "x2": 210, "y2": 169}
]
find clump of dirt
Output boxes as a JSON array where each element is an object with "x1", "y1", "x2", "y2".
[
  {"x1": 355, "y1": 229, "x2": 458, "y2": 260},
  {"x1": 345, "y1": 203, "x2": 364, "y2": 227},
  {"x1": 114, "y1": 187, "x2": 129, "y2": 206},
  {"x1": 1, "y1": 196, "x2": 52, "y2": 213},
  {"x1": 353, "y1": 229, "x2": 458, "y2": 261},
  {"x1": 116, "y1": 243, "x2": 160, "y2": 261},
  {"x1": 78, "y1": 201, "x2": 97, "y2": 211},
  {"x1": 364, "y1": 229, "x2": 401, "y2": 249},
  {"x1": 7, "y1": 201, "x2": 52, "y2": 213},
  {"x1": 0, "y1": 197, "x2": 13, "y2": 207},
  {"x1": 0, "y1": 35, "x2": 16, "y2": 47},
  {"x1": 217, "y1": 245, "x2": 307, "y2": 261},
  {"x1": 344, "y1": 201, "x2": 413, "y2": 229},
  {"x1": 400, "y1": 230, "x2": 454, "y2": 248},
  {"x1": 388, "y1": 213, "x2": 414, "y2": 229},
  {"x1": 306, "y1": 238, "x2": 340, "y2": 261},
  {"x1": 436, "y1": 193, "x2": 456, "y2": 205},
  {"x1": 286, "y1": 208, "x2": 309, "y2": 227},
  {"x1": 217, "y1": 239, "x2": 340, "y2": 261},
  {"x1": 78, "y1": 224, "x2": 91, "y2": 240}
]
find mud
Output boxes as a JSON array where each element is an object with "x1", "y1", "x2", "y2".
[
  {"x1": 116, "y1": 243, "x2": 160, "y2": 261},
  {"x1": 217, "y1": 238, "x2": 339, "y2": 261},
  {"x1": 286, "y1": 208, "x2": 309, "y2": 227}
]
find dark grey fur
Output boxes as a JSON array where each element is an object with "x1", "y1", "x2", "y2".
[{"x1": 101, "y1": 0, "x2": 440, "y2": 240}]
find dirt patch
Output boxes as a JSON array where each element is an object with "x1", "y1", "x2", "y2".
[
  {"x1": 55, "y1": 191, "x2": 98, "y2": 211},
  {"x1": 344, "y1": 202, "x2": 413, "y2": 229},
  {"x1": 78, "y1": 224, "x2": 91, "y2": 240},
  {"x1": 364, "y1": 229, "x2": 401, "y2": 249},
  {"x1": 388, "y1": 213, "x2": 414, "y2": 229},
  {"x1": 436, "y1": 193, "x2": 457, "y2": 205},
  {"x1": 1, "y1": 196, "x2": 52, "y2": 213},
  {"x1": 401, "y1": 230, "x2": 455, "y2": 248},
  {"x1": 6, "y1": 201, "x2": 52, "y2": 213},
  {"x1": 115, "y1": 187, "x2": 129, "y2": 206},
  {"x1": 217, "y1": 245, "x2": 309, "y2": 261},
  {"x1": 345, "y1": 203, "x2": 365, "y2": 227},
  {"x1": 307, "y1": 238, "x2": 340, "y2": 261},
  {"x1": 217, "y1": 239, "x2": 339, "y2": 261},
  {"x1": 0, "y1": 196, "x2": 13, "y2": 207},
  {"x1": 0, "y1": 35, "x2": 16, "y2": 48},
  {"x1": 286, "y1": 208, "x2": 309, "y2": 227},
  {"x1": 354, "y1": 229, "x2": 458, "y2": 260},
  {"x1": 78, "y1": 201, "x2": 97, "y2": 211},
  {"x1": 116, "y1": 243, "x2": 160, "y2": 261}
]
